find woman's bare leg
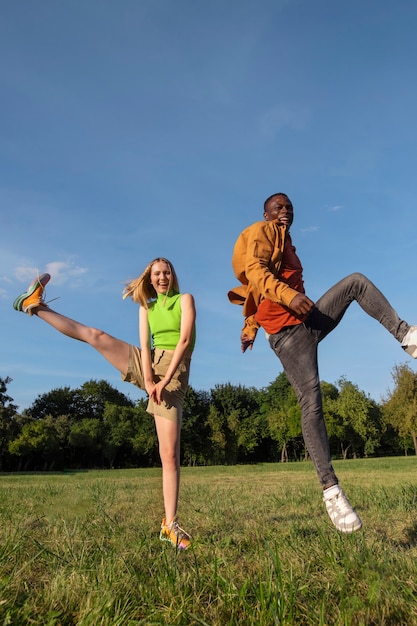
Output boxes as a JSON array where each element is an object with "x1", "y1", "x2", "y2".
[
  {"x1": 34, "y1": 306, "x2": 130, "y2": 375},
  {"x1": 154, "y1": 414, "x2": 181, "y2": 524}
]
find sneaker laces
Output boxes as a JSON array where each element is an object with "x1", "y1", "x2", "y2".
[
  {"x1": 167, "y1": 519, "x2": 191, "y2": 540},
  {"x1": 36, "y1": 272, "x2": 56, "y2": 307},
  {"x1": 331, "y1": 492, "x2": 351, "y2": 514},
  {"x1": 44, "y1": 296, "x2": 59, "y2": 306},
  {"x1": 33, "y1": 271, "x2": 55, "y2": 307}
]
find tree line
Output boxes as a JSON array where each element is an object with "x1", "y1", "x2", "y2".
[{"x1": 0, "y1": 364, "x2": 416, "y2": 472}]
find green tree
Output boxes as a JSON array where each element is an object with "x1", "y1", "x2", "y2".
[
  {"x1": 8, "y1": 419, "x2": 60, "y2": 470},
  {"x1": 101, "y1": 403, "x2": 138, "y2": 468},
  {"x1": 321, "y1": 381, "x2": 345, "y2": 457},
  {"x1": 208, "y1": 383, "x2": 261, "y2": 464},
  {"x1": 266, "y1": 407, "x2": 291, "y2": 462},
  {"x1": 129, "y1": 400, "x2": 159, "y2": 466},
  {"x1": 68, "y1": 418, "x2": 104, "y2": 467},
  {"x1": 260, "y1": 373, "x2": 303, "y2": 462},
  {"x1": 263, "y1": 372, "x2": 294, "y2": 410},
  {"x1": 181, "y1": 387, "x2": 211, "y2": 465},
  {"x1": 0, "y1": 377, "x2": 19, "y2": 470},
  {"x1": 336, "y1": 377, "x2": 381, "y2": 457},
  {"x1": 207, "y1": 404, "x2": 227, "y2": 464},
  {"x1": 28, "y1": 380, "x2": 134, "y2": 421},
  {"x1": 382, "y1": 364, "x2": 417, "y2": 455},
  {"x1": 79, "y1": 379, "x2": 134, "y2": 417},
  {"x1": 27, "y1": 386, "x2": 90, "y2": 420}
]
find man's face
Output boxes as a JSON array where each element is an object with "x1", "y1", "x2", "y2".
[{"x1": 263, "y1": 194, "x2": 294, "y2": 227}]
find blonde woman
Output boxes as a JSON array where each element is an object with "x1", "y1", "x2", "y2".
[{"x1": 13, "y1": 258, "x2": 196, "y2": 550}]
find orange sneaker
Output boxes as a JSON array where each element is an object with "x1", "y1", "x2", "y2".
[
  {"x1": 13, "y1": 273, "x2": 51, "y2": 315},
  {"x1": 159, "y1": 517, "x2": 191, "y2": 550}
]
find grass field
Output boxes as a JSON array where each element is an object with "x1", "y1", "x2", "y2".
[{"x1": 0, "y1": 457, "x2": 416, "y2": 625}]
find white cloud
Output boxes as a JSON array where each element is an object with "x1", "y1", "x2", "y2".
[
  {"x1": 45, "y1": 261, "x2": 87, "y2": 285},
  {"x1": 300, "y1": 226, "x2": 320, "y2": 233},
  {"x1": 12, "y1": 260, "x2": 87, "y2": 286},
  {"x1": 15, "y1": 266, "x2": 43, "y2": 282}
]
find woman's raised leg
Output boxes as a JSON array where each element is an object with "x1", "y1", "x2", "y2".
[
  {"x1": 13, "y1": 273, "x2": 130, "y2": 375},
  {"x1": 36, "y1": 307, "x2": 130, "y2": 375}
]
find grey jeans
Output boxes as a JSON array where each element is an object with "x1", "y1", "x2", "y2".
[{"x1": 268, "y1": 273, "x2": 409, "y2": 488}]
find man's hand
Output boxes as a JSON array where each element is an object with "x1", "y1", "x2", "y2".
[
  {"x1": 289, "y1": 293, "x2": 314, "y2": 316},
  {"x1": 241, "y1": 333, "x2": 254, "y2": 353}
]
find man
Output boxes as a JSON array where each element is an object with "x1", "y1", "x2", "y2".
[{"x1": 228, "y1": 192, "x2": 417, "y2": 533}]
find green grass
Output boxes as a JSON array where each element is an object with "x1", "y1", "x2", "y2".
[{"x1": 0, "y1": 458, "x2": 416, "y2": 625}]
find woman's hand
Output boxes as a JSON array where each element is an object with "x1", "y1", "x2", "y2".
[
  {"x1": 144, "y1": 380, "x2": 154, "y2": 396},
  {"x1": 148, "y1": 378, "x2": 169, "y2": 404}
]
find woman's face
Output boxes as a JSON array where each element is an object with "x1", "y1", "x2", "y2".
[{"x1": 150, "y1": 261, "x2": 172, "y2": 294}]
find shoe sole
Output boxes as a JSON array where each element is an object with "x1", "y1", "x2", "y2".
[
  {"x1": 159, "y1": 531, "x2": 190, "y2": 550},
  {"x1": 13, "y1": 273, "x2": 51, "y2": 311},
  {"x1": 337, "y1": 519, "x2": 363, "y2": 533},
  {"x1": 404, "y1": 345, "x2": 417, "y2": 358}
]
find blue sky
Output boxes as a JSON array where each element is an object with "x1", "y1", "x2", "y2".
[{"x1": 1, "y1": 0, "x2": 417, "y2": 411}]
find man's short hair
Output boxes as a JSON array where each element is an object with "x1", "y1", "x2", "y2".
[{"x1": 263, "y1": 193, "x2": 290, "y2": 211}]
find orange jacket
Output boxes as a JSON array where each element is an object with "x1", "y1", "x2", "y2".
[{"x1": 228, "y1": 219, "x2": 300, "y2": 342}]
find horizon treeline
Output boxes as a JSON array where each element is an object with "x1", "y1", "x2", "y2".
[{"x1": 0, "y1": 365, "x2": 416, "y2": 472}]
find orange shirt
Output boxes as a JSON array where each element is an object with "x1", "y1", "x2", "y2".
[{"x1": 254, "y1": 233, "x2": 306, "y2": 334}]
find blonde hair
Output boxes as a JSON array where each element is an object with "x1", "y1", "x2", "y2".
[{"x1": 122, "y1": 257, "x2": 180, "y2": 308}]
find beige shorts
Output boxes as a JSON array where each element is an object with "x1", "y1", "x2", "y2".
[{"x1": 121, "y1": 346, "x2": 192, "y2": 422}]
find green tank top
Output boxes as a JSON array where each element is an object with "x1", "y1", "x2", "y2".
[{"x1": 147, "y1": 291, "x2": 196, "y2": 350}]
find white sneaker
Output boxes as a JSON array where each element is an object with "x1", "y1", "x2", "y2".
[
  {"x1": 323, "y1": 486, "x2": 362, "y2": 533},
  {"x1": 401, "y1": 326, "x2": 417, "y2": 358}
]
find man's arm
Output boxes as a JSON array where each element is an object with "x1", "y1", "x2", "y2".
[
  {"x1": 244, "y1": 222, "x2": 300, "y2": 308},
  {"x1": 243, "y1": 223, "x2": 315, "y2": 350},
  {"x1": 240, "y1": 315, "x2": 260, "y2": 352}
]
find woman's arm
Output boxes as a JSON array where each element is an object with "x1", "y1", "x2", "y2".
[
  {"x1": 151, "y1": 293, "x2": 196, "y2": 404},
  {"x1": 139, "y1": 306, "x2": 156, "y2": 398}
]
